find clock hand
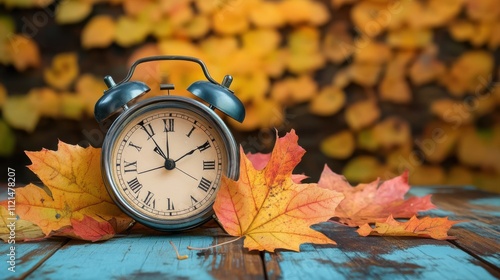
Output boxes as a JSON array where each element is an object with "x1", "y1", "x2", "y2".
[
  {"x1": 139, "y1": 122, "x2": 167, "y2": 160},
  {"x1": 154, "y1": 146, "x2": 167, "y2": 159},
  {"x1": 166, "y1": 129, "x2": 170, "y2": 159},
  {"x1": 174, "y1": 141, "x2": 210, "y2": 163},
  {"x1": 138, "y1": 165, "x2": 164, "y2": 174},
  {"x1": 175, "y1": 167, "x2": 197, "y2": 180}
]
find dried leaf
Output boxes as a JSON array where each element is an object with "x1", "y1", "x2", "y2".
[
  {"x1": 457, "y1": 126, "x2": 500, "y2": 173},
  {"x1": 351, "y1": 1, "x2": 388, "y2": 38},
  {"x1": 55, "y1": 0, "x2": 92, "y2": 24},
  {"x1": 372, "y1": 117, "x2": 412, "y2": 150},
  {"x1": 248, "y1": 1, "x2": 285, "y2": 28},
  {"x1": 345, "y1": 99, "x2": 380, "y2": 131},
  {"x1": 322, "y1": 21, "x2": 355, "y2": 63},
  {"x1": 342, "y1": 156, "x2": 385, "y2": 183},
  {"x1": 69, "y1": 216, "x2": 119, "y2": 242},
  {"x1": 60, "y1": 92, "x2": 85, "y2": 120},
  {"x1": 418, "y1": 121, "x2": 461, "y2": 163},
  {"x1": 409, "y1": 45, "x2": 446, "y2": 86},
  {"x1": 44, "y1": 52, "x2": 79, "y2": 90},
  {"x1": 287, "y1": 26, "x2": 325, "y2": 73},
  {"x1": 2, "y1": 95, "x2": 40, "y2": 132},
  {"x1": 0, "y1": 206, "x2": 44, "y2": 242},
  {"x1": 214, "y1": 130, "x2": 344, "y2": 252},
  {"x1": 6, "y1": 34, "x2": 40, "y2": 71},
  {"x1": 440, "y1": 51, "x2": 494, "y2": 97},
  {"x1": 76, "y1": 74, "x2": 108, "y2": 115},
  {"x1": 115, "y1": 16, "x2": 151, "y2": 47},
  {"x1": 309, "y1": 86, "x2": 346, "y2": 116},
  {"x1": 406, "y1": 0, "x2": 463, "y2": 29},
  {"x1": 228, "y1": 98, "x2": 284, "y2": 131},
  {"x1": 379, "y1": 77, "x2": 412, "y2": 104},
  {"x1": 320, "y1": 130, "x2": 356, "y2": 160},
  {"x1": 232, "y1": 72, "x2": 270, "y2": 103},
  {"x1": 212, "y1": 6, "x2": 249, "y2": 35},
  {"x1": 465, "y1": 0, "x2": 500, "y2": 22},
  {"x1": 246, "y1": 152, "x2": 308, "y2": 184},
  {"x1": 449, "y1": 20, "x2": 475, "y2": 42},
  {"x1": 319, "y1": 167, "x2": 436, "y2": 226},
  {"x1": 176, "y1": 15, "x2": 211, "y2": 39},
  {"x1": 355, "y1": 41, "x2": 391, "y2": 64},
  {"x1": 271, "y1": 75, "x2": 317, "y2": 105},
  {"x1": 7, "y1": 141, "x2": 133, "y2": 239},
  {"x1": 387, "y1": 28, "x2": 432, "y2": 49},
  {"x1": 349, "y1": 63, "x2": 383, "y2": 87},
  {"x1": 81, "y1": 15, "x2": 116, "y2": 49},
  {"x1": 123, "y1": 0, "x2": 154, "y2": 17},
  {"x1": 27, "y1": 87, "x2": 61, "y2": 118},
  {"x1": 280, "y1": 0, "x2": 330, "y2": 26},
  {"x1": 357, "y1": 215, "x2": 459, "y2": 240},
  {"x1": 242, "y1": 28, "x2": 281, "y2": 58}
]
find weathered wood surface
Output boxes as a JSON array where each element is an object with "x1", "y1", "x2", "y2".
[{"x1": 2, "y1": 186, "x2": 500, "y2": 280}]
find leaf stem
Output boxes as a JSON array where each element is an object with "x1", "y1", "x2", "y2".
[
  {"x1": 187, "y1": 236, "x2": 243, "y2": 251},
  {"x1": 169, "y1": 241, "x2": 188, "y2": 260}
]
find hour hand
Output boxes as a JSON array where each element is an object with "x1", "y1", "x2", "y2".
[
  {"x1": 174, "y1": 141, "x2": 210, "y2": 163},
  {"x1": 154, "y1": 146, "x2": 167, "y2": 159}
]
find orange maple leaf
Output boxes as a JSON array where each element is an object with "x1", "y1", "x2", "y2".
[
  {"x1": 214, "y1": 130, "x2": 344, "y2": 252},
  {"x1": 318, "y1": 165, "x2": 436, "y2": 227},
  {"x1": 357, "y1": 215, "x2": 459, "y2": 240},
  {"x1": 0, "y1": 141, "x2": 132, "y2": 241}
]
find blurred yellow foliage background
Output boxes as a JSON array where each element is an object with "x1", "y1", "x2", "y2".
[{"x1": 0, "y1": 0, "x2": 499, "y2": 192}]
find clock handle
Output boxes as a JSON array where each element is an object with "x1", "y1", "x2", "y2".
[
  {"x1": 118, "y1": 55, "x2": 220, "y2": 86},
  {"x1": 102, "y1": 55, "x2": 246, "y2": 123}
]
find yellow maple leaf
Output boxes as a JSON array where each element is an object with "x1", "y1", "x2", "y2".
[
  {"x1": 10, "y1": 141, "x2": 132, "y2": 238},
  {"x1": 214, "y1": 130, "x2": 344, "y2": 252},
  {"x1": 0, "y1": 206, "x2": 44, "y2": 242},
  {"x1": 357, "y1": 215, "x2": 459, "y2": 240}
]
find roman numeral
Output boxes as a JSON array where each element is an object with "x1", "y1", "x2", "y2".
[
  {"x1": 198, "y1": 177, "x2": 211, "y2": 192},
  {"x1": 190, "y1": 195, "x2": 198, "y2": 209},
  {"x1": 139, "y1": 121, "x2": 155, "y2": 139},
  {"x1": 203, "y1": 160, "x2": 215, "y2": 170},
  {"x1": 143, "y1": 191, "x2": 155, "y2": 207},
  {"x1": 124, "y1": 161, "x2": 137, "y2": 172},
  {"x1": 127, "y1": 178, "x2": 143, "y2": 194},
  {"x1": 186, "y1": 125, "x2": 196, "y2": 138},
  {"x1": 167, "y1": 198, "x2": 174, "y2": 210},
  {"x1": 163, "y1": 118, "x2": 174, "y2": 132},
  {"x1": 128, "y1": 142, "x2": 142, "y2": 152},
  {"x1": 197, "y1": 141, "x2": 211, "y2": 152}
]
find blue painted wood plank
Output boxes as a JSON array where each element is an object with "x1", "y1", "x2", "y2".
[
  {"x1": 411, "y1": 186, "x2": 500, "y2": 268},
  {"x1": 1, "y1": 239, "x2": 66, "y2": 280},
  {"x1": 25, "y1": 227, "x2": 264, "y2": 280},
  {"x1": 264, "y1": 222, "x2": 500, "y2": 280}
]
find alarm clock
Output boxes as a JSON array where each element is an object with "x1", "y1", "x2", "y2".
[{"x1": 94, "y1": 56, "x2": 245, "y2": 231}]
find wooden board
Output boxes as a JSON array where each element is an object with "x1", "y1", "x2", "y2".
[
  {"x1": 411, "y1": 186, "x2": 500, "y2": 269},
  {"x1": 264, "y1": 222, "x2": 500, "y2": 279},
  {"x1": 25, "y1": 226, "x2": 264, "y2": 280},
  {"x1": 264, "y1": 187, "x2": 500, "y2": 279},
  {"x1": 3, "y1": 239, "x2": 67, "y2": 279}
]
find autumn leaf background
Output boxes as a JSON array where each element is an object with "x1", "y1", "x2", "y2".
[{"x1": 0, "y1": 0, "x2": 499, "y2": 200}]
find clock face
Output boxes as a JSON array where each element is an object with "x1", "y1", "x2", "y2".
[{"x1": 109, "y1": 106, "x2": 228, "y2": 222}]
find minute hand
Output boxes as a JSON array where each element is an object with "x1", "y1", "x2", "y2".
[{"x1": 174, "y1": 141, "x2": 210, "y2": 162}]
